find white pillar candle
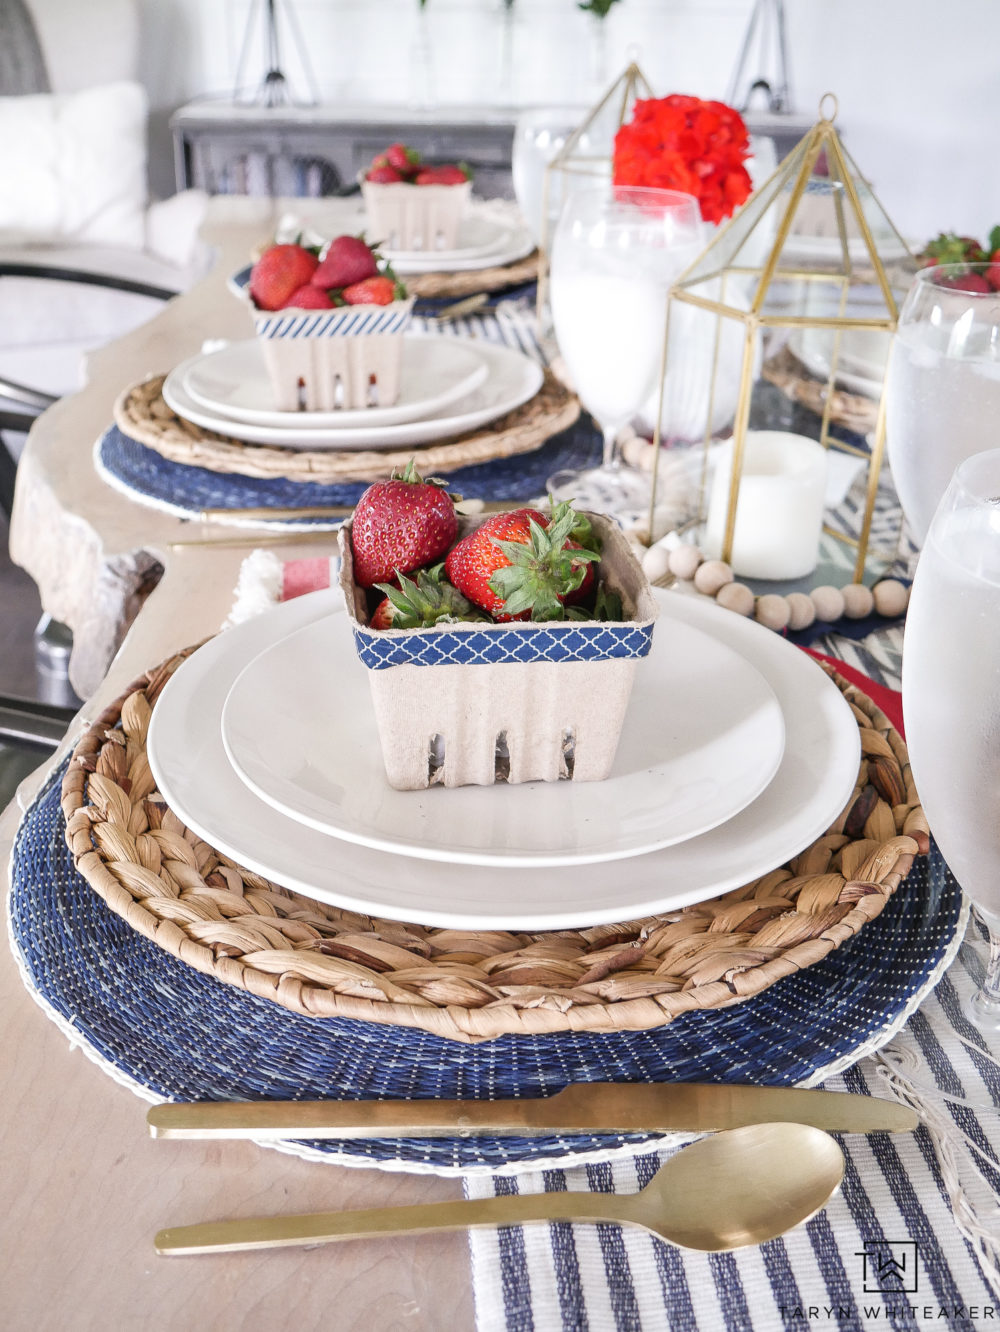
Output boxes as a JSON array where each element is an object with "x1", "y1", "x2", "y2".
[{"x1": 704, "y1": 431, "x2": 829, "y2": 580}]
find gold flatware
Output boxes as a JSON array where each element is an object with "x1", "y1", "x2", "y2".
[
  {"x1": 197, "y1": 505, "x2": 351, "y2": 522},
  {"x1": 173, "y1": 497, "x2": 515, "y2": 539},
  {"x1": 167, "y1": 530, "x2": 340, "y2": 550},
  {"x1": 428, "y1": 293, "x2": 491, "y2": 322},
  {"x1": 153, "y1": 1121, "x2": 844, "y2": 1255},
  {"x1": 147, "y1": 1081, "x2": 917, "y2": 1140}
]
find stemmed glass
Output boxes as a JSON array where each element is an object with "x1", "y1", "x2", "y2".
[
  {"x1": 902, "y1": 447, "x2": 1000, "y2": 1033},
  {"x1": 885, "y1": 263, "x2": 1000, "y2": 548},
  {"x1": 545, "y1": 185, "x2": 703, "y2": 521},
  {"x1": 511, "y1": 106, "x2": 605, "y2": 250}
]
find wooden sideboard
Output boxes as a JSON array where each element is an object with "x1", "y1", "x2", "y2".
[{"x1": 171, "y1": 101, "x2": 517, "y2": 199}]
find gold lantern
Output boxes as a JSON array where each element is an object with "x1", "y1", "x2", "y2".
[{"x1": 650, "y1": 95, "x2": 914, "y2": 587}]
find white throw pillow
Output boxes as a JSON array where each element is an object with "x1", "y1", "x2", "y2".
[{"x1": 0, "y1": 81, "x2": 147, "y2": 249}]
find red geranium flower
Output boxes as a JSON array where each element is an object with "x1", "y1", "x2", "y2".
[{"x1": 613, "y1": 94, "x2": 753, "y2": 225}]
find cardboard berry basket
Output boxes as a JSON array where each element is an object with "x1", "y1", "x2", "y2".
[
  {"x1": 338, "y1": 511, "x2": 659, "y2": 790},
  {"x1": 250, "y1": 297, "x2": 415, "y2": 411},
  {"x1": 361, "y1": 179, "x2": 472, "y2": 252}
]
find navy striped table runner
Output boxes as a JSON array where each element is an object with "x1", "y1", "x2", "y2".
[{"x1": 465, "y1": 631, "x2": 1000, "y2": 1331}]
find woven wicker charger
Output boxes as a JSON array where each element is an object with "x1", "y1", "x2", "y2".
[
  {"x1": 61, "y1": 646, "x2": 928, "y2": 1045},
  {"x1": 113, "y1": 369, "x2": 578, "y2": 484},
  {"x1": 403, "y1": 250, "x2": 539, "y2": 299},
  {"x1": 762, "y1": 345, "x2": 879, "y2": 434}
]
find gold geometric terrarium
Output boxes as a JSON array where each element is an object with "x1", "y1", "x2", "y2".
[{"x1": 651, "y1": 95, "x2": 916, "y2": 586}]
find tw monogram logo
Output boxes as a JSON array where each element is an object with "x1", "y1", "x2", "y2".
[{"x1": 856, "y1": 1241, "x2": 919, "y2": 1294}]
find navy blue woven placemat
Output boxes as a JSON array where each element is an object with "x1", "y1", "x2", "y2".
[
  {"x1": 9, "y1": 753, "x2": 962, "y2": 1172},
  {"x1": 96, "y1": 417, "x2": 602, "y2": 522}
]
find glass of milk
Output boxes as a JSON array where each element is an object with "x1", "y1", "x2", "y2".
[
  {"x1": 886, "y1": 264, "x2": 1000, "y2": 549},
  {"x1": 902, "y1": 447, "x2": 1000, "y2": 1033},
  {"x1": 546, "y1": 184, "x2": 703, "y2": 521}
]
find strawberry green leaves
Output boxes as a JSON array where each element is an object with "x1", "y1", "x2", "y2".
[
  {"x1": 486, "y1": 503, "x2": 600, "y2": 622},
  {"x1": 371, "y1": 564, "x2": 485, "y2": 630}
]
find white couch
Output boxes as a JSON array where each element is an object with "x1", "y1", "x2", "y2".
[
  {"x1": 0, "y1": 0, "x2": 210, "y2": 721},
  {"x1": 0, "y1": 0, "x2": 209, "y2": 417}
]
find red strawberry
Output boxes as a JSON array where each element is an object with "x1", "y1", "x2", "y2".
[
  {"x1": 369, "y1": 598, "x2": 395, "y2": 631},
  {"x1": 249, "y1": 244, "x2": 319, "y2": 311},
  {"x1": 350, "y1": 461, "x2": 458, "y2": 589},
  {"x1": 385, "y1": 142, "x2": 421, "y2": 174},
  {"x1": 369, "y1": 565, "x2": 483, "y2": 630},
  {"x1": 280, "y1": 283, "x2": 334, "y2": 309},
  {"x1": 415, "y1": 164, "x2": 470, "y2": 186},
  {"x1": 444, "y1": 502, "x2": 599, "y2": 622},
  {"x1": 342, "y1": 275, "x2": 397, "y2": 306},
  {"x1": 563, "y1": 541, "x2": 597, "y2": 607},
  {"x1": 919, "y1": 232, "x2": 987, "y2": 267},
  {"x1": 312, "y1": 235, "x2": 378, "y2": 289},
  {"x1": 988, "y1": 250, "x2": 1000, "y2": 291},
  {"x1": 366, "y1": 164, "x2": 404, "y2": 184},
  {"x1": 446, "y1": 508, "x2": 544, "y2": 620},
  {"x1": 940, "y1": 273, "x2": 993, "y2": 293}
]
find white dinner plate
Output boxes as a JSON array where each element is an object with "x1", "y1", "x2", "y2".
[
  {"x1": 220, "y1": 612, "x2": 786, "y2": 868},
  {"x1": 788, "y1": 328, "x2": 888, "y2": 399},
  {"x1": 381, "y1": 214, "x2": 513, "y2": 265},
  {"x1": 161, "y1": 340, "x2": 543, "y2": 450},
  {"x1": 779, "y1": 233, "x2": 912, "y2": 265},
  {"x1": 145, "y1": 589, "x2": 861, "y2": 930},
  {"x1": 181, "y1": 337, "x2": 489, "y2": 429}
]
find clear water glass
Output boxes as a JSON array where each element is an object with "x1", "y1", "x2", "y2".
[
  {"x1": 886, "y1": 263, "x2": 1000, "y2": 548},
  {"x1": 902, "y1": 447, "x2": 1000, "y2": 1032},
  {"x1": 511, "y1": 106, "x2": 607, "y2": 251},
  {"x1": 546, "y1": 185, "x2": 703, "y2": 521}
]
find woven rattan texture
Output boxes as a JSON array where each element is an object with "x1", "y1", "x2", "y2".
[
  {"x1": 112, "y1": 370, "x2": 578, "y2": 483},
  {"x1": 403, "y1": 252, "x2": 539, "y2": 299},
  {"x1": 60, "y1": 648, "x2": 928, "y2": 1045},
  {"x1": 762, "y1": 345, "x2": 879, "y2": 434},
  {"x1": 97, "y1": 420, "x2": 603, "y2": 522},
  {"x1": 12, "y1": 755, "x2": 962, "y2": 1172},
  {"x1": 111, "y1": 367, "x2": 577, "y2": 482}
]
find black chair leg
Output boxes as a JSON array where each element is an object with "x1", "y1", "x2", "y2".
[{"x1": 0, "y1": 431, "x2": 17, "y2": 520}]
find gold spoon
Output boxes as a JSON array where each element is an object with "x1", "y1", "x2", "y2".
[{"x1": 155, "y1": 1122, "x2": 844, "y2": 1256}]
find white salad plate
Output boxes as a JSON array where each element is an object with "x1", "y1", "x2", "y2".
[
  {"x1": 145, "y1": 588, "x2": 860, "y2": 931},
  {"x1": 219, "y1": 610, "x2": 787, "y2": 868},
  {"x1": 385, "y1": 221, "x2": 536, "y2": 274},
  {"x1": 381, "y1": 214, "x2": 515, "y2": 265},
  {"x1": 181, "y1": 337, "x2": 489, "y2": 429},
  {"x1": 779, "y1": 233, "x2": 911, "y2": 265},
  {"x1": 161, "y1": 340, "x2": 543, "y2": 450}
]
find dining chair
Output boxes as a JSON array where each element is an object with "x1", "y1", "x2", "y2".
[
  {"x1": 0, "y1": 263, "x2": 178, "y2": 520},
  {"x1": 0, "y1": 0, "x2": 207, "y2": 732}
]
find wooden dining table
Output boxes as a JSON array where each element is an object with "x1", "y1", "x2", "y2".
[
  {"x1": 1, "y1": 196, "x2": 476, "y2": 1332},
  {"x1": 5, "y1": 194, "x2": 999, "y2": 1332}
]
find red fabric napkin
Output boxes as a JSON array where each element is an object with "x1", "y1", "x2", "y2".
[
  {"x1": 281, "y1": 556, "x2": 338, "y2": 601},
  {"x1": 803, "y1": 648, "x2": 904, "y2": 738}
]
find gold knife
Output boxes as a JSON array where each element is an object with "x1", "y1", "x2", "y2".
[{"x1": 147, "y1": 1082, "x2": 916, "y2": 1139}]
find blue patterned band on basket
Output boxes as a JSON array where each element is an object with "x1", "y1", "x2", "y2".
[
  {"x1": 352, "y1": 620, "x2": 656, "y2": 670},
  {"x1": 253, "y1": 302, "x2": 413, "y2": 340},
  {"x1": 8, "y1": 752, "x2": 964, "y2": 1175}
]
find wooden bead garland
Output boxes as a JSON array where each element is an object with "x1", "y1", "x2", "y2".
[{"x1": 640, "y1": 535, "x2": 911, "y2": 631}]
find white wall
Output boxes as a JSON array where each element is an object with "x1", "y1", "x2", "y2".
[{"x1": 136, "y1": 0, "x2": 1000, "y2": 245}]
